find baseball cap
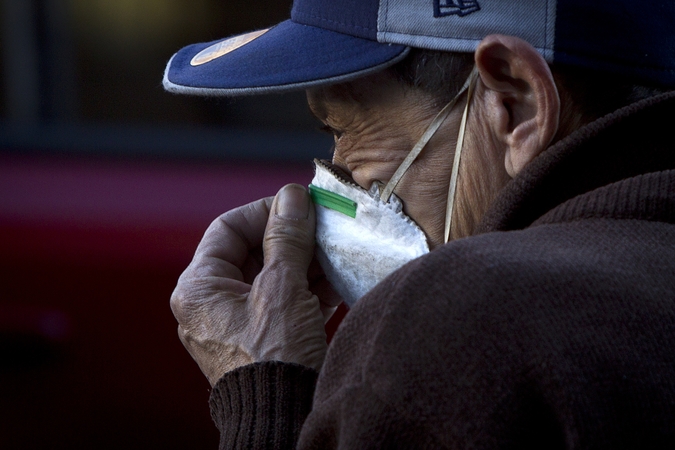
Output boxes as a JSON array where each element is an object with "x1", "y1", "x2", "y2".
[{"x1": 163, "y1": 0, "x2": 675, "y2": 97}]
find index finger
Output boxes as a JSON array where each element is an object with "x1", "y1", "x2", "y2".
[{"x1": 193, "y1": 196, "x2": 274, "y2": 272}]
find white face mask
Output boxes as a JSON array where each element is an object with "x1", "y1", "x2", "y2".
[{"x1": 309, "y1": 69, "x2": 478, "y2": 307}]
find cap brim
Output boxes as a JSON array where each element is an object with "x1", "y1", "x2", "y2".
[{"x1": 163, "y1": 20, "x2": 409, "y2": 96}]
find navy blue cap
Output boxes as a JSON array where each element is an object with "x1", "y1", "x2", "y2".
[
  {"x1": 163, "y1": 0, "x2": 409, "y2": 96},
  {"x1": 164, "y1": 0, "x2": 675, "y2": 96}
]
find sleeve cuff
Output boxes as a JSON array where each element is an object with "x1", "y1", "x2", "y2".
[{"x1": 209, "y1": 361, "x2": 319, "y2": 449}]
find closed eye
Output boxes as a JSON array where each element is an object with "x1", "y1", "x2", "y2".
[{"x1": 317, "y1": 124, "x2": 343, "y2": 140}]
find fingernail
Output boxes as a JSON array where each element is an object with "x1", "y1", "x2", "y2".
[{"x1": 275, "y1": 184, "x2": 309, "y2": 219}]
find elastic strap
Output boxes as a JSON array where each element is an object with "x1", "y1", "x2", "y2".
[
  {"x1": 379, "y1": 70, "x2": 477, "y2": 203},
  {"x1": 444, "y1": 69, "x2": 478, "y2": 243}
]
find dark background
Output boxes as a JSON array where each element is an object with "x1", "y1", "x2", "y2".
[{"x1": 0, "y1": 1, "x2": 338, "y2": 448}]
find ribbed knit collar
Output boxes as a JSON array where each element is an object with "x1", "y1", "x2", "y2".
[{"x1": 478, "y1": 91, "x2": 675, "y2": 233}]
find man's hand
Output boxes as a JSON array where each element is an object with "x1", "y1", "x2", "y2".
[{"x1": 170, "y1": 184, "x2": 334, "y2": 386}]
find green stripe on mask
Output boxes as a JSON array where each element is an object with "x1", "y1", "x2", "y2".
[{"x1": 309, "y1": 184, "x2": 357, "y2": 218}]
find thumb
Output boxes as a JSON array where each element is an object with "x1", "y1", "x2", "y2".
[
  {"x1": 253, "y1": 185, "x2": 326, "y2": 371},
  {"x1": 262, "y1": 184, "x2": 316, "y2": 275}
]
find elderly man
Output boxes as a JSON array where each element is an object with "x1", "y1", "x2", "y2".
[{"x1": 165, "y1": 0, "x2": 675, "y2": 448}]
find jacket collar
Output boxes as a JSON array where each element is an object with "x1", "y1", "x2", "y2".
[{"x1": 478, "y1": 91, "x2": 675, "y2": 233}]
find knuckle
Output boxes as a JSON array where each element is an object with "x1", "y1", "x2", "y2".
[
  {"x1": 176, "y1": 325, "x2": 189, "y2": 346},
  {"x1": 265, "y1": 220, "x2": 313, "y2": 246},
  {"x1": 170, "y1": 279, "x2": 202, "y2": 325},
  {"x1": 169, "y1": 286, "x2": 188, "y2": 323},
  {"x1": 213, "y1": 198, "x2": 270, "y2": 233},
  {"x1": 263, "y1": 231, "x2": 314, "y2": 268},
  {"x1": 185, "y1": 258, "x2": 215, "y2": 279}
]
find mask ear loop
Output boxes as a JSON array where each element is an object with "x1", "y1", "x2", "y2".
[
  {"x1": 379, "y1": 68, "x2": 478, "y2": 203},
  {"x1": 444, "y1": 68, "x2": 478, "y2": 243}
]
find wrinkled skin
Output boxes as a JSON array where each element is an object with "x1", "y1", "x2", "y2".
[
  {"x1": 170, "y1": 185, "x2": 340, "y2": 385},
  {"x1": 170, "y1": 34, "x2": 562, "y2": 385}
]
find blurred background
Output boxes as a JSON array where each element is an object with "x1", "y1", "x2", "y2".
[{"x1": 0, "y1": 0, "x2": 339, "y2": 448}]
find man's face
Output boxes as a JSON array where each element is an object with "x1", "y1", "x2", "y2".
[{"x1": 306, "y1": 71, "x2": 466, "y2": 248}]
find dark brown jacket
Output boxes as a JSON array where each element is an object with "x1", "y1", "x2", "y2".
[{"x1": 211, "y1": 92, "x2": 675, "y2": 449}]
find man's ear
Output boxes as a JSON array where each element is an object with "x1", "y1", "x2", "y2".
[{"x1": 474, "y1": 34, "x2": 560, "y2": 177}]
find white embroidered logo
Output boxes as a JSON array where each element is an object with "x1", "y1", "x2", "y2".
[{"x1": 434, "y1": 0, "x2": 480, "y2": 18}]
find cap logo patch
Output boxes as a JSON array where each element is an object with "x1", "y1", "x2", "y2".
[
  {"x1": 434, "y1": 0, "x2": 480, "y2": 18},
  {"x1": 190, "y1": 29, "x2": 269, "y2": 66}
]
